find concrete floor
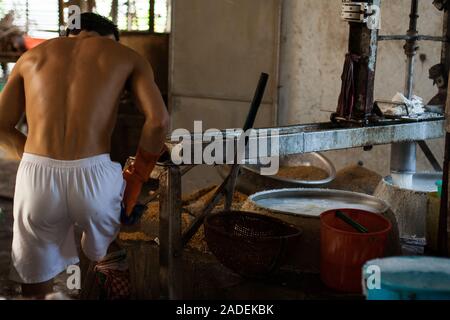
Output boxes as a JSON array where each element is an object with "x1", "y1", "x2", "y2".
[
  {"x1": 0, "y1": 199, "x2": 19, "y2": 298},
  {"x1": 180, "y1": 249, "x2": 362, "y2": 300}
]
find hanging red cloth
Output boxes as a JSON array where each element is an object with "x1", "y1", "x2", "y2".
[
  {"x1": 336, "y1": 53, "x2": 361, "y2": 119},
  {"x1": 23, "y1": 36, "x2": 46, "y2": 50}
]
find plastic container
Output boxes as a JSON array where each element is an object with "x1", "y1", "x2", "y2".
[
  {"x1": 320, "y1": 209, "x2": 392, "y2": 293},
  {"x1": 243, "y1": 188, "x2": 395, "y2": 274},
  {"x1": 23, "y1": 37, "x2": 46, "y2": 50},
  {"x1": 436, "y1": 180, "x2": 443, "y2": 198},
  {"x1": 363, "y1": 256, "x2": 450, "y2": 300}
]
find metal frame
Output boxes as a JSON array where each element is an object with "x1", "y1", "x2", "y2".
[
  {"x1": 157, "y1": 1, "x2": 450, "y2": 299},
  {"x1": 158, "y1": 119, "x2": 444, "y2": 299}
]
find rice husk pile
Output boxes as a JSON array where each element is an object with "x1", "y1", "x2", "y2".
[
  {"x1": 275, "y1": 165, "x2": 328, "y2": 181},
  {"x1": 183, "y1": 186, "x2": 248, "y2": 216},
  {"x1": 118, "y1": 185, "x2": 248, "y2": 254},
  {"x1": 328, "y1": 164, "x2": 382, "y2": 195},
  {"x1": 118, "y1": 232, "x2": 154, "y2": 242},
  {"x1": 182, "y1": 186, "x2": 248, "y2": 253}
]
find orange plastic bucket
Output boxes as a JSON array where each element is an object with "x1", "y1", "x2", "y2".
[
  {"x1": 23, "y1": 37, "x2": 46, "y2": 50},
  {"x1": 320, "y1": 209, "x2": 392, "y2": 293}
]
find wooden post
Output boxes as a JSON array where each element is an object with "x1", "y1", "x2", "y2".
[
  {"x1": 439, "y1": 3, "x2": 450, "y2": 257},
  {"x1": 159, "y1": 165, "x2": 183, "y2": 299},
  {"x1": 346, "y1": 0, "x2": 380, "y2": 120}
]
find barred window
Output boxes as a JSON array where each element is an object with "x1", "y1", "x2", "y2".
[
  {"x1": 0, "y1": 0, "x2": 59, "y2": 39},
  {"x1": 93, "y1": 0, "x2": 171, "y2": 33},
  {"x1": 0, "y1": 1, "x2": 171, "y2": 37}
]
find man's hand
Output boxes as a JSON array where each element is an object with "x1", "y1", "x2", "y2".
[{"x1": 122, "y1": 147, "x2": 161, "y2": 216}]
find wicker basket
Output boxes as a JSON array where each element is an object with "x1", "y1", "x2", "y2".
[{"x1": 204, "y1": 211, "x2": 302, "y2": 278}]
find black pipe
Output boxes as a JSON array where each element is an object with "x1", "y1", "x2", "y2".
[
  {"x1": 438, "y1": 133, "x2": 449, "y2": 256},
  {"x1": 243, "y1": 73, "x2": 269, "y2": 132},
  {"x1": 378, "y1": 35, "x2": 446, "y2": 42},
  {"x1": 404, "y1": 0, "x2": 420, "y2": 99},
  {"x1": 181, "y1": 73, "x2": 269, "y2": 246},
  {"x1": 408, "y1": 0, "x2": 419, "y2": 33},
  {"x1": 418, "y1": 141, "x2": 443, "y2": 172}
]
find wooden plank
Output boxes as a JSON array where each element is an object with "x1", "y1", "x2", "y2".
[
  {"x1": 0, "y1": 160, "x2": 19, "y2": 200},
  {"x1": 159, "y1": 166, "x2": 183, "y2": 299}
]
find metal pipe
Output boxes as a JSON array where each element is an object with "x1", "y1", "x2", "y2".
[
  {"x1": 405, "y1": 0, "x2": 419, "y2": 99},
  {"x1": 378, "y1": 34, "x2": 446, "y2": 42},
  {"x1": 439, "y1": 133, "x2": 450, "y2": 256},
  {"x1": 439, "y1": 3, "x2": 450, "y2": 257},
  {"x1": 390, "y1": 142, "x2": 417, "y2": 173},
  {"x1": 405, "y1": 60, "x2": 415, "y2": 101},
  {"x1": 390, "y1": 0, "x2": 419, "y2": 174}
]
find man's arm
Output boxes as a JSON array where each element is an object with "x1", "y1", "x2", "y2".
[
  {"x1": 129, "y1": 53, "x2": 169, "y2": 154},
  {"x1": 121, "y1": 52, "x2": 170, "y2": 218},
  {"x1": 0, "y1": 60, "x2": 26, "y2": 160}
]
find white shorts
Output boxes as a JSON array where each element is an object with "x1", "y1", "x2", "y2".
[{"x1": 10, "y1": 153, "x2": 125, "y2": 284}]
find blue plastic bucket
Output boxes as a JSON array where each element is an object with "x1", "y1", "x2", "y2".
[{"x1": 363, "y1": 256, "x2": 450, "y2": 300}]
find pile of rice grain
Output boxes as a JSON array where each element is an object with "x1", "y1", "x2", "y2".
[
  {"x1": 328, "y1": 165, "x2": 382, "y2": 195},
  {"x1": 275, "y1": 165, "x2": 329, "y2": 181},
  {"x1": 118, "y1": 185, "x2": 249, "y2": 254}
]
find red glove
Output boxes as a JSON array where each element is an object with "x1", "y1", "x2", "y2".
[{"x1": 122, "y1": 147, "x2": 161, "y2": 216}]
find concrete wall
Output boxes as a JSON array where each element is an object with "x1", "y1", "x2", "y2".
[
  {"x1": 169, "y1": 0, "x2": 446, "y2": 182},
  {"x1": 121, "y1": 34, "x2": 170, "y2": 96},
  {"x1": 278, "y1": 0, "x2": 445, "y2": 176},
  {"x1": 168, "y1": 0, "x2": 283, "y2": 193},
  {"x1": 169, "y1": 0, "x2": 281, "y2": 131}
]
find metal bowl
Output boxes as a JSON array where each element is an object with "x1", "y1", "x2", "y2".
[
  {"x1": 247, "y1": 188, "x2": 390, "y2": 217},
  {"x1": 217, "y1": 152, "x2": 336, "y2": 195}
]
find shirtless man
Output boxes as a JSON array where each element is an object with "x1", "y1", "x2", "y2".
[{"x1": 0, "y1": 13, "x2": 169, "y2": 298}]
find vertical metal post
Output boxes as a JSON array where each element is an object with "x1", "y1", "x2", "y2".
[
  {"x1": 390, "y1": 0, "x2": 419, "y2": 174},
  {"x1": 440, "y1": 2, "x2": 450, "y2": 257},
  {"x1": 159, "y1": 165, "x2": 183, "y2": 299},
  {"x1": 58, "y1": 0, "x2": 65, "y2": 35},
  {"x1": 441, "y1": 5, "x2": 450, "y2": 75},
  {"x1": 347, "y1": 0, "x2": 380, "y2": 120},
  {"x1": 111, "y1": 0, "x2": 119, "y2": 24},
  {"x1": 439, "y1": 133, "x2": 449, "y2": 256},
  {"x1": 390, "y1": 142, "x2": 417, "y2": 173},
  {"x1": 150, "y1": 0, "x2": 155, "y2": 33},
  {"x1": 25, "y1": 0, "x2": 29, "y2": 34},
  {"x1": 404, "y1": 0, "x2": 419, "y2": 99}
]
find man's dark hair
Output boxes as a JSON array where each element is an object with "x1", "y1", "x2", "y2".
[{"x1": 66, "y1": 12, "x2": 120, "y2": 41}]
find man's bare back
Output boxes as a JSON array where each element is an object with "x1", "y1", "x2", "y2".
[
  {"x1": 0, "y1": 15, "x2": 169, "y2": 297},
  {"x1": 0, "y1": 31, "x2": 169, "y2": 160}
]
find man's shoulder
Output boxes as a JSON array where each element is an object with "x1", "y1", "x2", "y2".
[{"x1": 86, "y1": 38, "x2": 141, "y2": 60}]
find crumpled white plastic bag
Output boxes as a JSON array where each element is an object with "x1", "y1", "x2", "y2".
[{"x1": 391, "y1": 92, "x2": 425, "y2": 115}]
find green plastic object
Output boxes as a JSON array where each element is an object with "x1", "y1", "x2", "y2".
[
  {"x1": 335, "y1": 210, "x2": 369, "y2": 233},
  {"x1": 436, "y1": 180, "x2": 443, "y2": 198}
]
